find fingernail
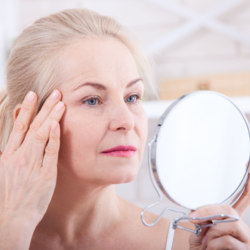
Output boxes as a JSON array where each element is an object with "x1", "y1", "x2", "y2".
[
  {"x1": 51, "y1": 121, "x2": 58, "y2": 130},
  {"x1": 188, "y1": 211, "x2": 199, "y2": 218},
  {"x1": 202, "y1": 235, "x2": 207, "y2": 245},
  {"x1": 55, "y1": 101, "x2": 64, "y2": 111},
  {"x1": 50, "y1": 89, "x2": 60, "y2": 100},
  {"x1": 26, "y1": 91, "x2": 35, "y2": 102}
]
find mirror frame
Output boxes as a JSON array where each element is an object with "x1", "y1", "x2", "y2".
[{"x1": 150, "y1": 91, "x2": 250, "y2": 210}]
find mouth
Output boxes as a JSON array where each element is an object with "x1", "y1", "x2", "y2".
[{"x1": 101, "y1": 145, "x2": 137, "y2": 157}]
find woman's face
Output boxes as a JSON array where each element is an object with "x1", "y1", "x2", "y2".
[{"x1": 58, "y1": 38, "x2": 148, "y2": 186}]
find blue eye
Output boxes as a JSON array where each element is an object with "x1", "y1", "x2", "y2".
[
  {"x1": 85, "y1": 98, "x2": 98, "y2": 106},
  {"x1": 126, "y1": 95, "x2": 139, "y2": 103}
]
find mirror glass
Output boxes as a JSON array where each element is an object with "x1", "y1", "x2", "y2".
[{"x1": 155, "y1": 91, "x2": 250, "y2": 210}]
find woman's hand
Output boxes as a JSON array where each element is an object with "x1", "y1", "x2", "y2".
[
  {"x1": 0, "y1": 89, "x2": 65, "y2": 224},
  {"x1": 189, "y1": 204, "x2": 250, "y2": 250}
]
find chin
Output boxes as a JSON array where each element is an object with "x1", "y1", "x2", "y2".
[{"x1": 106, "y1": 166, "x2": 139, "y2": 184}]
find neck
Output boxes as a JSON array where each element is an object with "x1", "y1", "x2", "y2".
[{"x1": 38, "y1": 169, "x2": 124, "y2": 242}]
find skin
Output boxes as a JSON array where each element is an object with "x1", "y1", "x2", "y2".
[
  {"x1": 31, "y1": 37, "x2": 172, "y2": 249},
  {"x1": 1, "y1": 37, "x2": 250, "y2": 249}
]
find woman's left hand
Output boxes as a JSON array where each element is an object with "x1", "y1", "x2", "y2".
[{"x1": 189, "y1": 204, "x2": 250, "y2": 250}]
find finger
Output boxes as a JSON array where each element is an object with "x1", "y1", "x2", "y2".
[
  {"x1": 189, "y1": 226, "x2": 209, "y2": 249},
  {"x1": 206, "y1": 218, "x2": 250, "y2": 243},
  {"x1": 28, "y1": 101, "x2": 65, "y2": 161},
  {"x1": 5, "y1": 91, "x2": 37, "y2": 155},
  {"x1": 27, "y1": 89, "x2": 61, "y2": 139},
  {"x1": 41, "y1": 121, "x2": 60, "y2": 176},
  {"x1": 233, "y1": 173, "x2": 250, "y2": 217},
  {"x1": 187, "y1": 204, "x2": 239, "y2": 224},
  {"x1": 206, "y1": 235, "x2": 249, "y2": 250}
]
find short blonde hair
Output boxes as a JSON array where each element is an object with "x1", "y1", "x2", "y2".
[{"x1": 0, "y1": 8, "x2": 156, "y2": 152}]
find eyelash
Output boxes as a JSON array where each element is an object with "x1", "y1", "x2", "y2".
[{"x1": 82, "y1": 94, "x2": 141, "y2": 107}]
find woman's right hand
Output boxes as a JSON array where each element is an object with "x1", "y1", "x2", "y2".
[
  {"x1": 188, "y1": 204, "x2": 250, "y2": 250},
  {"x1": 0, "y1": 89, "x2": 65, "y2": 225}
]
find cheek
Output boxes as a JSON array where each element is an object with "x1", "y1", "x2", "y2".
[
  {"x1": 135, "y1": 106, "x2": 148, "y2": 158},
  {"x1": 58, "y1": 110, "x2": 105, "y2": 177},
  {"x1": 57, "y1": 104, "x2": 148, "y2": 183},
  {"x1": 139, "y1": 106, "x2": 148, "y2": 139}
]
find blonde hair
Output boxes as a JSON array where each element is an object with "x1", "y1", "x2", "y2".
[{"x1": 0, "y1": 8, "x2": 156, "y2": 152}]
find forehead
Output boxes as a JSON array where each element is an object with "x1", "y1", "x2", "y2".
[{"x1": 60, "y1": 37, "x2": 140, "y2": 89}]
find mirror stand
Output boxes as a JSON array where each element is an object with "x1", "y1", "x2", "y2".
[{"x1": 141, "y1": 138, "x2": 239, "y2": 237}]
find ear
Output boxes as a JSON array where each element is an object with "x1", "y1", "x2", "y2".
[{"x1": 13, "y1": 104, "x2": 22, "y2": 122}]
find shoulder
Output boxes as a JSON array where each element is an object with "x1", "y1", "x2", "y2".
[
  {"x1": 117, "y1": 197, "x2": 193, "y2": 250},
  {"x1": 117, "y1": 197, "x2": 171, "y2": 249},
  {"x1": 172, "y1": 221, "x2": 194, "y2": 250},
  {"x1": 118, "y1": 196, "x2": 170, "y2": 228}
]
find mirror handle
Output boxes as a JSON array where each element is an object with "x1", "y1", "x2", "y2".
[
  {"x1": 173, "y1": 214, "x2": 239, "y2": 236},
  {"x1": 141, "y1": 138, "x2": 187, "y2": 227}
]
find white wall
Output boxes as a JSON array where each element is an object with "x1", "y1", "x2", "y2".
[
  {"x1": 18, "y1": 0, "x2": 250, "y2": 89},
  {"x1": 0, "y1": 0, "x2": 19, "y2": 88},
  {"x1": 1, "y1": 0, "x2": 249, "y2": 89}
]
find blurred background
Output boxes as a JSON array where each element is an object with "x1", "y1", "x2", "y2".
[{"x1": 1, "y1": 0, "x2": 250, "y2": 225}]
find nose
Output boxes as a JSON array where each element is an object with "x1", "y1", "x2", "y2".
[{"x1": 109, "y1": 102, "x2": 135, "y2": 132}]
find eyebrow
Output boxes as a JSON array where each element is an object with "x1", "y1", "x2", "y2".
[{"x1": 72, "y1": 78, "x2": 142, "y2": 92}]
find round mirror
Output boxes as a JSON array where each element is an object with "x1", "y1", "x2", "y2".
[{"x1": 151, "y1": 91, "x2": 250, "y2": 210}]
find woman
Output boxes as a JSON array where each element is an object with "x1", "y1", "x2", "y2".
[{"x1": 0, "y1": 8, "x2": 250, "y2": 250}]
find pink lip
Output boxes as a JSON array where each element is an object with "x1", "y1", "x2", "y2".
[{"x1": 101, "y1": 145, "x2": 137, "y2": 157}]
